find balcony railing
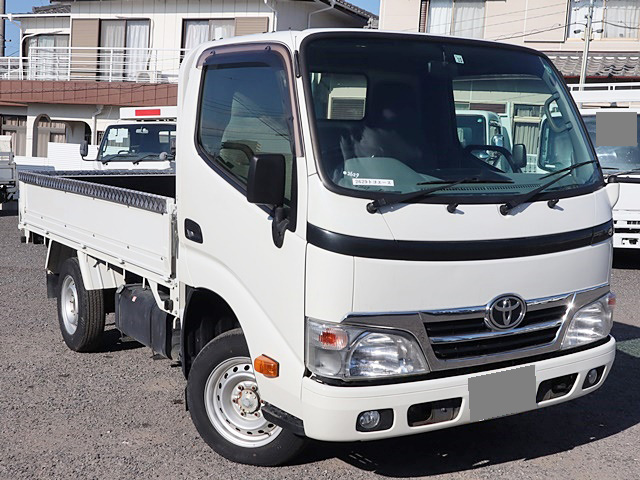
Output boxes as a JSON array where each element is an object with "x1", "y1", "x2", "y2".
[{"x1": 0, "y1": 46, "x2": 187, "y2": 84}]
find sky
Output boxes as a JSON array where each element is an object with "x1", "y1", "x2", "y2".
[
  {"x1": 4, "y1": 0, "x2": 51, "y2": 56},
  {"x1": 2, "y1": 0, "x2": 381, "y2": 56}
]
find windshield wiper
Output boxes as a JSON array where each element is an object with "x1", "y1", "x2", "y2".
[
  {"x1": 132, "y1": 153, "x2": 175, "y2": 164},
  {"x1": 102, "y1": 152, "x2": 175, "y2": 165},
  {"x1": 603, "y1": 167, "x2": 640, "y2": 179},
  {"x1": 366, "y1": 177, "x2": 514, "y2": 214},
  {"x1": 500, "y1": 160, "x2": 597, "y2": 215},
  {"x1": 101, "y1": 153, "x2": 136, "y2": 164}
]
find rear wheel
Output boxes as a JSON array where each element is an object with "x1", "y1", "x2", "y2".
[
  {"x1": 187, "y1": 329, "x2": 306, "y2": 466},
  {"x1": 57, "y1": 257, "x2": 105, "y2": 352}
]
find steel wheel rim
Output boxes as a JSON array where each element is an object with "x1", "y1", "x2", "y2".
[
  {"x1": 204, "y1": 357, "x2": 281, "y2": 448},
  {"x1": 61, "y1": 275, "x2": 79, "y2": 335}
]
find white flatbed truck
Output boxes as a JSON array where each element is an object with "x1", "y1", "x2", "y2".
[
  {"x1": 19, "y1": 30, "x2": 619, "y2": 466},
  {"x1": 0, "y1": 148, "x2": 17, "y2": 204},
  {"x1": 80, "y1": 106, "x2": 177, "y2": 171}
]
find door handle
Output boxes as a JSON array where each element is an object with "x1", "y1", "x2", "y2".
[{"x1": 184, "y1": 219, "x2": 203, "y2": 244}]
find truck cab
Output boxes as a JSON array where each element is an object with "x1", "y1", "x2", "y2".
[
  {"x1": 19, "y1": 30, "x2": 618, "y2": 466},
  {"x1": 581, "y1": 108, "x2": 640, "y2": 248},
  {"x1": 0, "y1": 150, "x2": 17, "y2": 204},
  {"x1": 82, "y1": 106, "x2": 177, "y2": 169}
]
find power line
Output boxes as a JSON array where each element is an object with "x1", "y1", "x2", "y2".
[
  {"x1": 489, "y1": 24, "x2": 569, "y2": 41},
  {"x1": 425, "y1": 2, "x2": 571, "y2": 30},
  {"x1": 453, "y1": 8, "x2": 569, "y2": 36},
  {"x1": 601, "y1": 20, "x2": 640, "y2": 31}
]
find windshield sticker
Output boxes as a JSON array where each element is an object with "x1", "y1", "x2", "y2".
[
  {"x1": 454, "y1": 54, "x2": 464, "y2": 64},
  {"x1": 352, "y1": 178, "x2": 395, "y2": 187}
]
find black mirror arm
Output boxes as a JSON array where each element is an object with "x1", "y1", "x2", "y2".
[{"x1": 272, "y1": 205, "x2": 290, "y2": 248}]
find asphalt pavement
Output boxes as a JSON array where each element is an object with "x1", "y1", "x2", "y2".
[{"x1": 1, "y1": 210, "x2": 639, "y2": 480}]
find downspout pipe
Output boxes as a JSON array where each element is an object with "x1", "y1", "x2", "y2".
[
  {"x1": 91, "y1": 105, "x2": 104, "y2": 145},
  {"x1": 308, "y1": 0, "x2": 336, "y2": 29},
  {"x1": 263, "y1": 0, "x2": 278, "y2": 32}
]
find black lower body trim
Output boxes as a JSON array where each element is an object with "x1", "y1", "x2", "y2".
[
  {"x1": 307, "y1": 220, "x2": 613, "y2": 261},
  {"x1": 262, "y1": 402, "x2": 305, "y2": 437}
]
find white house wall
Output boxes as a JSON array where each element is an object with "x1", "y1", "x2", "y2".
[
  {"x1": 70, "y1": 0, "x2": 363, "y2": 50},
  {"x1": 20, "y1": 16, "x2": 71, "y2": 36},
  {"x1": 24, "y1": 104, "x2": 120, "y2": 156}
]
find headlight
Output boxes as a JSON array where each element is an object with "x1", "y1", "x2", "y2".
[
  {"x1": 561, "y1": 292, "x2": 616, "y2": 349},
  {"x1": 305, "y1": 318, "x2": 429, "y2": 381}
]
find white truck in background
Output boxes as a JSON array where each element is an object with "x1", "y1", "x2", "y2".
[
  {"x1": 0, "y1": 136, "x2": 17, "y2": 204},
  {"x1": 80, "y1": 106, "x2": 177, "y2": 170},
  {"x1": 571, "y1": 84, "x2": 640, "y2": 249},
  {"x1": 0, "y1": 151, "x2": 17, "y2": 204},
  {"x1": 18, "y1": 30, "x2": 619, "y2": 466}
]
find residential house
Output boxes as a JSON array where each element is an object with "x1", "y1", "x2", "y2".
[
  {"x1": 0, "y1": 0, "x2": 376, "y2": 157},
  {"x1": 379, "y1": 0, "x2": 640, "y2": 81}
]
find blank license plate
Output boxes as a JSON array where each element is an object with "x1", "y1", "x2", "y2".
[{"x1": 468, "y1": 365, "x2": 537, "y2": 422}]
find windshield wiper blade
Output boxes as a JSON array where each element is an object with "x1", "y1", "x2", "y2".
[
  {"x1": 101, "y1": 153, "x2": 136, "y2": 164},
  {"x1": 500, "y1": 160, "x2": 598, "y2": 215},
  {"x1": 604, "y1": 167, "x2": 640, "y2": 178},
  {"x1": 367, "y1": 177, "x2": 478, "y2": 213},
  {"x1": 132, "y1": 153, "x2": 175, "y2": 164},
  {"x1": 538, "y1": 160, "x2": 598, "y2": 179}
]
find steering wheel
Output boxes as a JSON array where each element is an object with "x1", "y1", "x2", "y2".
[{"x1": 464, "y1": 144, "x2": 520, "y2": 173}]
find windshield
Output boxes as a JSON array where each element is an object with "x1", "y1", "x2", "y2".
[
  {"x1": 583, "y1": 114, "x2": 640, "y2": 171},
  {"x1": 97, "y1": 124, "x2": 176, "y2": 162},
  {"x1": 303, "y1": 36, "x2": 600, "y2": 202}
]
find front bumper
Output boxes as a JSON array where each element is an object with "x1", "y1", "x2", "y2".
[
  {"x1": 301, "y1": 337, "x2": 615, "y2": 441},
  {"x1": 613, "y1": 212, "x2": 640, "y2": 248}
]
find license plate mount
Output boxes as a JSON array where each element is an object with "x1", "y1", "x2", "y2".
[{"x1": 468, "y1": 365, "x2": 537, "y2": 422}]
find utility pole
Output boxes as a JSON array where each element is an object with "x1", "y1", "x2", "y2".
[
  {"x1": 578, "y1": 0, "x2": 595, "y2": 90},
  {"x1": 0, "y1": 0, "x2": 5, "y2": 57}
]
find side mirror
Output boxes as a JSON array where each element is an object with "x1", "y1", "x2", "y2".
[
  {"x1": 512, "y1": 143, "x2": 527, "y2": 170},
  {"x1": 247, "y1": 154, "x2": 286, "y2": 207},
  {"x1": 491, "y1": 134, "x2": 505, "y2": 148},
  {"x1": 79, "y1": 140, "x2": 89, "y2": 158},
  {"x1": 170, "y1": 137, "x2": 176, "y2": 156}
]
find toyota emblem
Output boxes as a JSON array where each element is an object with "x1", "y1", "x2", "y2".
[{"x1": 485, "y1": 295, "x2": 527, "y2": 330}]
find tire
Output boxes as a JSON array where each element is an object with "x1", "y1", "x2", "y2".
[
  {"x1": 187, "y1": 329, "x2": 307, "y2": 466},
  {"x1": 56, "y1": 257, "x2": 105, "y2": 352}
]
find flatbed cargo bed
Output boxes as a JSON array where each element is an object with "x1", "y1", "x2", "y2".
[{"x1": 19, "y1": 169, "x2": 177, "y2": 285}]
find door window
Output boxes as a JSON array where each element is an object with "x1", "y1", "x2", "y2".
[{"x1": 197, "y1": 50, "x2": 296, "y2": 202}]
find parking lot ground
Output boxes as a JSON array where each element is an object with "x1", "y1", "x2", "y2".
[{"x1": 1, "y1": 211, "x2": 639, "y2": 480}]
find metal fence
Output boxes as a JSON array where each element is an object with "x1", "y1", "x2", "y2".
[{"x1": 0, "y1": 46, "x2": 186, "y2": 84}]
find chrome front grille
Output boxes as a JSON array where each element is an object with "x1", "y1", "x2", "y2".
[
  {"x1": 343, "y1": 284, "x2": 609, "y2": 372},
  {"x1": 425, "y1": 305, "x2": 566, "y2": 360}
]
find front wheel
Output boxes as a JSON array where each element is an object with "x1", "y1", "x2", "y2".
[{"x1": 186, "y1": 329, "x2": 307, "y2": 466}]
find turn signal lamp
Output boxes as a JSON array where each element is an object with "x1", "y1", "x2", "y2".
[
  {"x1": 254, "y1": 355, "x2": 279, "y2": 378},
  {"x1": 318, "y1": 328, "x2": 349, "y2": 350}
]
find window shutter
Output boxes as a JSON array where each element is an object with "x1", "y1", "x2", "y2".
[
  {"x1": 70, "y1": 19, "x2": 100, "y2": 78},
  {"x1": 234, "y1": 17, "x2": 270, "y2": 37}
]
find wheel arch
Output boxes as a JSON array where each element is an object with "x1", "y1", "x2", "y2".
[
  {"x1": 46, "y1": 241, "x2": 76, "y2": 275},
  {"x1": 182, "y1": 286, "x2": 241, "y2": 377}
]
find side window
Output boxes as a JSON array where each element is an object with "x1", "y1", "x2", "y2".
[{"x1": 198, "y1": 51, "x2": 295, "y2": 201}]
